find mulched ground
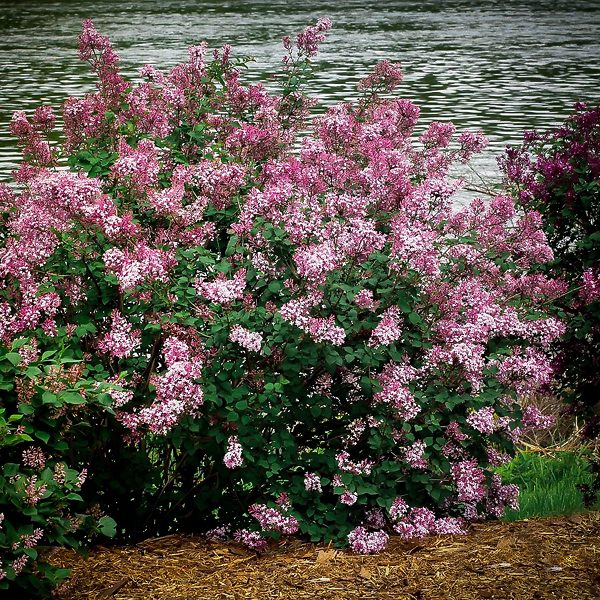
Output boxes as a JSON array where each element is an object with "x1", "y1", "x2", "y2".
[{"x1": 53, "y1": 512, "x2": 600, "y2": 600}]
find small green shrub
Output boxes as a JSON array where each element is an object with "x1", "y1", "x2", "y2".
[
  {"x1": 0, "y1": 344, "x2": 116, "y2": 595},
  {"x1": 497, "y1": 451, "x2": 597, "y2": 521}
]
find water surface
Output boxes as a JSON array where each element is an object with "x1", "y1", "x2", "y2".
[{"x1": 1, "y1": 0, "x2": 599, "y2": 188}]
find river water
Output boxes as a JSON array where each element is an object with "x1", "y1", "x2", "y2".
[{"x1": 1, "y1": 0, "x2": 599, "y2": 189}]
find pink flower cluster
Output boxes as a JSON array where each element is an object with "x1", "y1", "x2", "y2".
[
  {"x1": 466, "y1": 407, "x2": 496, "y2": 435},
  {"x1": 347, "y1": 526, "x2": 389, "y2": 554},
  {"x1": 233, "y1": 529, "x2": 268, "y2": 553},
  {"x1": 485, "y1": 474, "x2": 520, "y2": 518},
  {"x1": 373, "y1": 368, "x2": 421, "y2": 421},
  {"x1": 104, "y1": 243, "x2": 176, "y2": 292},
  {"x1": 451, "y1": 460, "x2": 486, "y2": 502},
  {"x1": 195, "y1": 269, "x2": 247, "y2": 305},
  {"x1": 336, "y1": 451, "x2": 374, "y2": 475},
  {"x1": 224, "y1": 435, "x2": 244, "y2": 469},
  {"x1": 292, "y1": 17, "x2": 331, "y2": 57},
  {"x1": 521, "y1": 405, "x2": 555, "y2": 431},
  {"x1": 119, "y1": 337, "x2": 203, "y2": 434},
  {"x1": 13, "y1": 528, "x2": 44, "y2": 550},
  {"x1": 248, "y1": 503, "x2": 299, "y2": 534},
  {"x1": 354, "y1": 289, "x2": 377, "y2": 310},
  {"x1": 24, "y1": 475, "x2": 47, "y2": 506},
  {"x1": 403, "y1": 440, "x2": 428, "y2": 469},
  {"x1": 229, "y1": 325, "x2": 262, "y2": 352},
  {"x1": 580, "y1": 268, "x2": 600, "y2": 305},
  {"x1": 279, "y1": 295, "x2": 346, "y2": 346},
  {"x1": 357, "y1": 60, "x2": 403, "y2": 94},
  {"x1": 97, "y1": 310, "x2": 141, "y2": 359},
  {"x1": 111, "y1": 139, "x2": 160, "y2": 193},
  {"x1": 304, "y1": 472, "x2": 322, "y2": 492},
  {"x1": 21, "y1": 446, "x2": 46, "y2": 470},
  {"x1": 369, "y1": 306, "x2": 403, "y2": 347},
  {"x1": 390, "y1": 505, "x2": 466, "y2": 540}
]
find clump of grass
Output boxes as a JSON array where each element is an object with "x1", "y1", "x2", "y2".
[{"x1": 497, "y1": 451, "x2": 598, "y2": 522}]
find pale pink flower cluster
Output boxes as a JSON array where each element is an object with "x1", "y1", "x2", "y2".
[
  {"x1": 579, "y1": 268, "x2": 600, "y2": 305},
  {"x1": 340, "y1": 491, "x2": 358, "y2": 506},
  {"x1": 432, "y1": 517, "x2": 467, "y2": 536},
  {"x1": 403, "y1": 440, "x2": 428, "y2": 469},
  {"x1": 308, "y1": 315, "x2": 346, "y2": 346},
  {"x1": 119, "y1": 337, "x2": 203, "y2": 435},
  {"x1": 393, "y1": 507, "x2": 435, "y2": 539},
  {"x1": 389, "y1": 505, "x2": 466, "y2": 540},
  {"x1": 466, "y1": 407, "x2": 496, "y2": 435},
  {"x1": 111, "y1": 138, "x2": 160, "y2": 193},
  {"x1": 293, "y1": 17, "x2": 331, "y2": 57},
  {"x1": 224, "y1": 435, "x2": 244, "y2": 469},
  {"x1": 280, "y1": 295, "x2": 346, "y2": 346},
  {"x1": 18, "y1": 339, "x2": 39, "y2": 366},
  {"x1": 229, "y1": 325, "x2": 262, "y2": 352},
  {"x1": 347, "y1": 526, "x2": 389, "y2": 554},
  {"x1": 76, "y1": 468, "x2": 88, "y2": 488},
  {"x1": 357, "y1": 60, "x2": 403, "y2": 93},
  {"x1": 486, "y1": 448, "x2": 511, "y2": 466},
  {"x1": 97, "y1": 310, "x2": 141, "y2": 359},
  {"x1": 14, "y1": 528, "x2": 44, "y2": 550},
  {"x1": 485, "y1": 474, "x2": 519, "y2": 518},
  {"x1": 445, "y1": 421, "x2": 467, "y2": 442},
  {"x1": 304, "y1": 472, "x2": 322, "y2": 492},
  {"x1": 373, "y1": 380, "x2": 421, "y2": 421},
  {"x1": 195, "y1": 269, "x2": 247, "y2": 305},
  {"x1": 294, "y1": 240, "x2": 340, "y2": 283},
  {"x1": 205, "y1": 525, "x2": 230, "y2": 540},
  {"x1": 494, "y1": 347, "x2": 553, "y2": 395},
  {"x1": 21, "y1": 446, "x2": 46, "y2": 470},
  {"x1": 24, "y1": 475, "x2": 47, "y2": 506},
  {"x1": 248, "y1": 503, "x2": 299, "y2": 534},
  {"x1": 389, "y1": 497, "x2": 409, "y2": 521},
  {"x1": 108, "y1": 387, "x2": 134, "y2": 408},
  {"x1": 457, "y1": 130, "x2": 489, "y2": 162},
  {"x1": 354, "y1": 289, "x2": 377, "y2": 310},
  {"x1": 390, "y1": 217, "x2": 440, "y2": 276},
  {"x1": 11, "y1": 554, "x2": 28, "y2": 576},
  {"x1": 336, "y1": 451, "x2": 374, "y2": 475},
  {"x1": 233, "y1": 529, "x2": 268, "y2": 553},
  {"x1": 451, "y1": 460, "x2": 486, "y2": 502},
  {"x1": 344, "y1": 418, "x2": 368, "y2": 445},
  {"x1": 369, "y1": 306, "x2": 403, "y2": 347},
  {"x1": 521, "y1": 405, "x2": 555, "y2": 431}
]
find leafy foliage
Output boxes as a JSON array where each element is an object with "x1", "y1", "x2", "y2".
[{"x1": 0, "y1": 347, "x2": 116, "y2": 595}]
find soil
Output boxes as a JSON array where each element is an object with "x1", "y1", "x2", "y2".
[{"x1": 53, "y1": 512, "x2": 600, "y2": 600}]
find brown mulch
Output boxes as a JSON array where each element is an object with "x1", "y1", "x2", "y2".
[{"x1": 53, "y1": 513, "x2": 600, "y2": 600}]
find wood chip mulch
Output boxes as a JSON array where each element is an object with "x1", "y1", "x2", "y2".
[{"x1": 53, "y1": 513, "x2": 600, "y2": 600}]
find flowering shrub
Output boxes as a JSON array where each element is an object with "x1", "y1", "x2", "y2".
[
  {"x1": 1, "y1": 18, "x2": 564, "y2": 573},
  {"x1": 500, "y1": 104, "x2": 600, "y2": 438},
  {"x1": 0, "y1": 348, "x2": 116, "y2": 594}
]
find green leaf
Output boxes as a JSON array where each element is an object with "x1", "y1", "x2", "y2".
[
  {"x1": 4, "y1": 352, "x2": 22, "y2": 366},
  {"x1": 35, "y1": 430, "x2": 51, "y2": 444},
  {"x1": 98, "y1": 516, "x2": 117, "y2": 538},
  {"x1": 61, "y1": 392, "x2": 86, "y2": 405}
]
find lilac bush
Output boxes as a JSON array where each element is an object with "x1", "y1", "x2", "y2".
[
  {"x1": 500, "y1": 103, "x2": 600, "y2": 439},
  {"x1": 0, "y1": 18, "x2": 564, "y2": 586}
]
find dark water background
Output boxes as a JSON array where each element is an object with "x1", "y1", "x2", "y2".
[{"x1": 1, "y1": 0, "x2": 599, "y2": 188}]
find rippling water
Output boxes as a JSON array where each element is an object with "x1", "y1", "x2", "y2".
[{"x1": 1, "y1": 0, "x2": 599, "y2": 188}]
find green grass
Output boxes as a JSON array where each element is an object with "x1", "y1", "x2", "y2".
[{"x1": 497, "y1": 451, "x2": 598, "y2": 521}]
